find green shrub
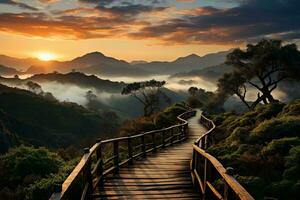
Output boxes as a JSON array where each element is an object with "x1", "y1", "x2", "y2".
[
  {"x1": 265, "y1": 180, "x2": 296, "y2": 200},
  {"x1": 261, "y1": 137, "x2": 300, "y2": 156},
  {"x1": 283, "y1": 145, "x2": 300, "y2": 181},
  {"x1": 255, "y1": 103, "x2": 284, "y2": 122},
  {"x1": 280, "y1": 99, "x2": 300, "y2": 117},
  {"x1": 249, "y1": 116, "x2": 300, "y2": 143},
  {"x1": 25, "y1": 160, "x2": 76, "y2": 200},
  {"x1": 0, "y1": 145, "x2": 62, "y2": 187},
  {"x1": 207, "y1": 99, "x2": 300, "y2": 199},
  {"x1": 236, "y1": 176, "x2": 265, "y2": 198},
  {"x1": 226, "y1": 127, "x2": 250, "y2": 144},
  {"x1": 0, "y1": 145, "x2": 75, "y2": 200}
]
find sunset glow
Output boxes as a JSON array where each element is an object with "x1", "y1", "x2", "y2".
[
  {"x1": 0, "y1": 0, "x2": 298, "y2": 61},
  {"x1": 36, "y1": 52, "x2": 57, "y2": 61}
]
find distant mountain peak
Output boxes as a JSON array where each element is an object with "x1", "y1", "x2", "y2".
[
  {"x1": 185, "y1": 53, "x2": 201, "y2": 58},
  {"x1": 173, "y1": 53, "x2": 201, "y2": 63},
  {"x1": 79, "y1": 51, "x2": 105, "y2": 58}
]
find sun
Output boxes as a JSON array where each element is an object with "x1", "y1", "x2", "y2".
[{"x1": 37, "y1": 52, "x2": 56, "y2": 61}]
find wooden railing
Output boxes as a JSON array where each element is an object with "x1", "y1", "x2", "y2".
[
  {"x1": 50, "y1": 110, "x2": 196, "y2": 200},
  {"x1": 191, "y1": 114, "x2": 255, "y2": 200}
]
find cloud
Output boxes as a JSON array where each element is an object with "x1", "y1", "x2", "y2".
[
  {"x1": 39, "y1": 0, "x2": 59, "y2": 3},
  {"x1": 0, "y1": 0, "x2": 38, "y2": 10},
  {"x1": 0, "y1": 0, "x2": 299, "y2": 44},
  {"x1": 130, "y1": 0, "x2": 300, "y2": 44}
]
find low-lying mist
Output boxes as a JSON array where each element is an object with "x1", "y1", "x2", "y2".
[{"x1": 1, "y1": 73, "x2": 298, "y2": 119}]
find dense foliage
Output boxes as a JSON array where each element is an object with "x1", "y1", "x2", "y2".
[
  {"x1": 119, "y1": 102, "x2": 189, "y2": 136},
  {"x1": 0, "y1": 84, "x2": 120, "y2": 153},
  {"x1": 208, "y1": 100, "x2": 300, "y2": 199},
  {"x1": 0, "y1": 145, "x2": 77, "y2": 200}
]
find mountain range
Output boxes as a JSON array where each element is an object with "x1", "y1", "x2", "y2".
[{"x1": 0, "y1": 50, "x2": 231, "y2": 77}]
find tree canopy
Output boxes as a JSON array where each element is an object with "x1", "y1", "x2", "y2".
[
  {"x1": 121, "y1": 80, "x2": 170, "y2": 116},
  {"x1": 218, "y1": 39, "x2": 300, "y2": 110}
]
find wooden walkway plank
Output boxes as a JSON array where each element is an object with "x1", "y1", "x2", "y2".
[{"x1": 92, "y1": 109, "x2": 206, "y2": 200}]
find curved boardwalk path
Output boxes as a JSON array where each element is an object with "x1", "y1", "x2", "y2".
[{"x1": 92, "y1": 109, "x2": 207, "y2": 199}]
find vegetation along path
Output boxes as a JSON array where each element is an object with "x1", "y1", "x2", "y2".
[{"x1": 92, "y1": 109, "x2": 206, "y2": 199}]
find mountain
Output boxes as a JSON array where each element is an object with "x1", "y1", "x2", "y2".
[
  {"x1": 0, "y1": 64, "x2": 23, "y2": 76},
  {"x1": 0, "y1": 84, "x2": 120, "y2": 153},
  {"x1": 0, "y1": 55, "x2": 46, "y2": 71},
  {"x1": 0, "y1": 50, "x2": 231, "y2": 77},
  {"x1": 170, "y1": 64, "x2": 233, "y2": 81},
  {"x1": 25, "y1": 52, "x2": 151, "y2": 76},
  {"x1": 134, "y1": 50, "x2": 231, "y2": 75}
]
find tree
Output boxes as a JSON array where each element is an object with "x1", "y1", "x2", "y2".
[
  {"x1": 26, "y1": 81, "x2": 43, "y2": 94},
  {"x1": 219, "y1": 39, "x2": 300, "y2": 110},
  {"x1": 217, "y1": 71, "x2": 265, "y2": 110},
  {"x1": 85, "y1": 90, "x2": 99, "y2": 110},
  {"x1": 121, "y1": 80, "x2": 169, "y2": 116},
  {"x1": 187, "y1": 87, "x2": 214, "y2": 108}
]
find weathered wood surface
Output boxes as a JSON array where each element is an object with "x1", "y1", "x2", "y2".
[{"x1": 92, "y1": 109, "x2": 205, "y2": 199}]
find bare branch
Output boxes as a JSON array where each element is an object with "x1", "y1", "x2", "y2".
[
  {"x1": 132, "y1": 93, "x2": 146, "y2": 105},
  {"x1": 248, "y1": 81, "x2": 261, "y2": 90}
]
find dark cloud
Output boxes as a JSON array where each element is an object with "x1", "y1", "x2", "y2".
[
  {"x1": 130, "y1": 0, "x2": 300, "y2": 44},
  {"x1": 39, "y1": 0, "x2": 59, "y2": 3},
  {"x1": 0, "y1": 0, "x2": 38, "y2": 11},
  {"x1": 78, "y1": 0, "x2": 117, "y2": 6},
  {"x1": 95, "y1": 4, "x2": 168, "y2": 18}
]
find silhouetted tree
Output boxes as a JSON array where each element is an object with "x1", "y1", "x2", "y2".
[
  {"x1": 218, "y1": 39, "x2": 300, "y2": 110},
  {"x1": 85, "y1": 90, "x2": 99, "y2": 110},
  {"x1": 187, "y1": 87, "x2": 214, "y2": 108},
  {"x1": 26, "y1": 81, "x2": 43, "y2": 94},
  {"x1": 122, "y1": 80, "x2": 169, "y2": 116}
]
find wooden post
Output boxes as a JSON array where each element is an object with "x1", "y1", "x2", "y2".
[
  {"x1": 224, "y1": 182, "x2": 229, "y2": 200},
  {"x1": 152, "y1": 132, "x2": 157, "y2": 152},
  {"x1": 162, "y1": 130, "x2": 166, "y2": 148},
  {"x1": 203, "y1": 157, "x2": 208, "y2": 199},
  {"x1": 141, "y1": 134, "x2": 146, "y2": 157},
  {"x1": 83, "y1": 148, "x2": 92, "y2": 200},
  {"x1": 204, "y1": 135, "x2": 208, "y2": 150},
  {"x1": 170, "y1": 128, "x2": 174, "y2": 145},
  {"x1": 191, "y1": 147, "x2": 196, "y2": 171},
  {"x1": 128, "y1": 136, "x2": 133, "y2": 165},
  {"x1": 96, "y1": 138, "x2": 103, "y2": 187},
  {"x1": 224, "y1": 167, "x2": 234, "y2": 200},
  {"x1": 113, "y1": 140, "x2": 119, "y2": 174}
]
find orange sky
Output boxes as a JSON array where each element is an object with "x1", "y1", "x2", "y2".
[
  {"x1": 0, "y1": 0, "x2": 298, "y2": 61},
  {"x1": 0, "y1": 32, "x2": 234, "y2": 61}
]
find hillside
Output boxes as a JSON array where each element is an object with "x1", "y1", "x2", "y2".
[
  {"x1": 0, "y1": 84, "x2": 120, "y2": 153},
  {"x1": 0, "y1": 55, "x2": 44, "y2": 71},
  {"x1": 170, "y1": 64, "x2": 233, "y2": 81},
  {"x1": 0, "y1": 64, "x2": 23, "y2": 76},
  {"x1": 28, "y1": 72, "x2": 125, "y2": 93},
  {"x1": 207, "y1": 101, "x2": 300, "y2": 199}
]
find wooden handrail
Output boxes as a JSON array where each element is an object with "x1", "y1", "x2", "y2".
[
  {"x1": 49, "y1": 109, "x2": 196, "y2": 200},
  {"x1": 191, "y1": 112, "x2": 254, "y2": 200}
]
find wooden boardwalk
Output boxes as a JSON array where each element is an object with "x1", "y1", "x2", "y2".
[{"x1": 92, "y1": 109, "x2": 207, "y2": 199}]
